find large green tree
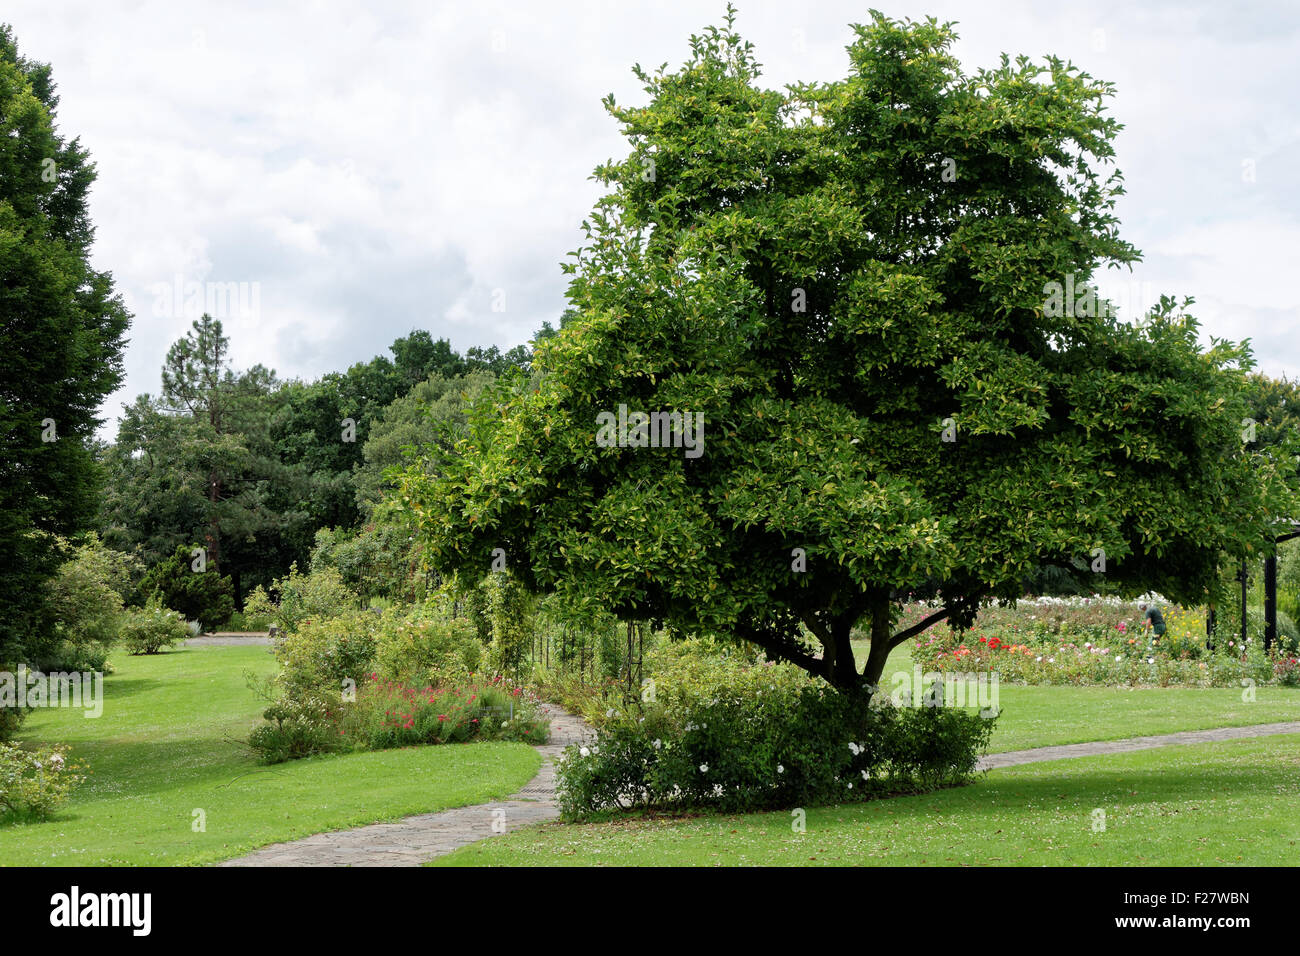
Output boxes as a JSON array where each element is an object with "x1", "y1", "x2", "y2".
[
  {"x1": 402, "y1": 11, "x2": 1299, "y2": 693},
  {"x1": 0, "y1": 25, "x2": 130, "y2": 682}
]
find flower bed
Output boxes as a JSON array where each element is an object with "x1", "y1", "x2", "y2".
[
  {"x1": 910, "y1": 596, "x2": 1281, "y2": 687},
  {"x1": 344, "y1": 674, "x2": 549, "y2": 749},
  {"x1": 248, "y1": 674, "x2": 550, "y2": 764}
]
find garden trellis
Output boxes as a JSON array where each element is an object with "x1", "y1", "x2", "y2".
[{"x1": 1210, "y1": 521, "x2": 1300, "y2": 651}]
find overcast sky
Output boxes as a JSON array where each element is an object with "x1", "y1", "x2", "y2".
[{"x1": 6, "y1": 0, "x2": 1298, "y2": 435}]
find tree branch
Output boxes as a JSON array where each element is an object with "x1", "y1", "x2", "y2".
[
  {"x1": 888, "y1": 605, "x2": 953, "y2": 649},
  {"x1": 738, "y1": 622, "x2": 827, "y2": 680}
]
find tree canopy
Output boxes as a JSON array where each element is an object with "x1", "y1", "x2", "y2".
[{"x1": 401, "y1": 10, "x2": 1300, "y2": 691}]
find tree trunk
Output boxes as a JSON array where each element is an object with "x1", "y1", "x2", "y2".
[
  {"x1": 206, "y1": 469, "x2": 222, "y2": 573},
  {"x1": 829, "y1": 614, "x2": 858, "y2": 689},
  {"x1": 862, "y1": 595, "x2": 894, "y2": 693}
]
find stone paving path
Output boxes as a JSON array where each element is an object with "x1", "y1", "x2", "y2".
[
  {"x1": 219, "y1": 710, "x2": 1300, "y2": 866},
  {"x1": 977, "y1": 720, "x2": 1300, "y2": 770},
  {"x1": 220, "y1": 702, "x2": 593, "y2": 867}
]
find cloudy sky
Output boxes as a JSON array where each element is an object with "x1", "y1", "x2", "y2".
[{"x1": 6, "y1": 0, "x2": 1298, "y2": 435}]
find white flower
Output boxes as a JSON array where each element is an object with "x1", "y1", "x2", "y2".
[
  {"x1": 1035, "y1": 656, "x2": 1042, "y2": 662},
  {"x1": 847, "y1": 782, "x2": 853, "y2": 789},
  {"x1": 860, "y1": 770, "x2": 869, "y2": 781},
  {"x1": 1047, "y1": 657, "x2": 1055, "y2": 663},
  {"x1": 652, "y1": 738, "x2": 662, "y2": 750},
  {"x1": 848, "y1": 742, "x2": 861, "y2": 756},
  {"x1": 50, "y1": 753, "x2": 65, "y2": 769},
  {"x1": 1147, "y1": 657, "x2": 1155, "y2": 664},
  {"x1": 699, "y1": 763, "x2": 709, "y2": 774},
  {"x1": 606, "y1": 708, "x2": 615, "y2": 717},
  {"x1": 777, "y1": 764, "x2": 785, "y2": 774},
  {"x1": 579, "y1": 746, "x2": 590, "y2": 757}
]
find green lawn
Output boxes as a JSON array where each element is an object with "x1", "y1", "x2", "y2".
[
  {"x1": 6, "y1": 641, "x2": 1296, "y2": 868},
  {"x1": 1, "y1": 645, "x2": 540, "y2": 866},
  {"x1": 433, "y1": 733, "x2": 1300, "y2": 866},
  {"x1": 981, "y1": 684, "x2": 1299, "y2": 752},
  {"x1": 867, "y1": 643, "x2": 1300, "y2": 752}
]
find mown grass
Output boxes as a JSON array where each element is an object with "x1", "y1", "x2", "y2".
[
  {"x1": 433, "y1": 734, "x2": 1300, "y2": 866},
  {"x1": 1, "y1": 644, "x2": 540, "y2": 865},
  {"x1": 870, "y1": 643, "x2": 1300, "y2": 752}
]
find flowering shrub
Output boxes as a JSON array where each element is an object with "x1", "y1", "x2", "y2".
[
  {"x1": 343, "y1": 675, "x2": 548, "y2": 750},
  {"x1": 1275, "y1": 656, "x2": 1300, "y2": 688},
  {"x1": 0, "y1": 742, "x2": 87, "y2": 822},
  {"x1": 557, "y1": 686, "x2": 994, "y2": 819}
]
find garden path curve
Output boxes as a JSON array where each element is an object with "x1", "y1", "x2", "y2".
[
  {"x1": 218, "y1": 702, "x2": 592, "y2": 867},
  {"x1": 977, "y1": 720, "x2": 1300, "y2": 770},
  {"x1": 219, "y1": 714, "x2": 1300, "y2": 866}
]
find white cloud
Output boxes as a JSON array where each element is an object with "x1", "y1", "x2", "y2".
[{"x1": 4, "y1": 0, "x2": 1297, "y2": 433}]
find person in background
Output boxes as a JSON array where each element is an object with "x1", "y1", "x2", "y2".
[{"x1": 1139, "y1": 602, "x2": 1166, "y2": 641}]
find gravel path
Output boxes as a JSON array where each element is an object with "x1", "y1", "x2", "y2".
[
  {"x1": 219, "y1": 702, "x2": 593, "y2": 867},
  {"x1": 978, "y1": 720, "x2": 1300, "y2": 770}
]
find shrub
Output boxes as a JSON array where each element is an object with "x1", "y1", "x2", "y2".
[
  {"x1": 247, "y1": 683, "x2": 342, "y2": 764},
  {"x1": 556, "y1": 685, "x2": 994, "y2": 820},
  {"x1": 224, "y1": 609, "x2": 275, "y2": 632},
  {"x1": 1273, "y1": 655, "x2": 1300, "y2": 687},
  {"x1": 242, "y1": 586, "x2": 278, "y2": 629},
  {"x1": 309, "y1": 524, "x2": 418, "y2": 604},
  {"x1": 139, "y1": 545, "x2": 235, "y2": 633},
  {"x1": 38, "y1": 534, "x2": 140, "y2": 670},
  {"x1": 258, "y1": 564, "x2": 360, "y2": 635},
  {"x1": 119, "y1": 600, "x2": 189, "y2": 655},
  {"x1": 0, "y1": 742, "x2": 87, "y2": 822},
  {"x1": 371, "y1": 605, "x2": 482, "y2": 686},
  {"x1": 1275, "y1": 611, "x2": 1300, "y2": 657},
  {"x1": 483, "y1": 573, "x2": 534, "y2": 679},
  {"x1": 908, "y1": 597, "x2": 1285, "y2": 688},
  {"x1": 274, "y1": 610, "x2": 379, "y2": 695},
  {"x1": 0, "y1": 698, "x2": 24, "y2": 744}
]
